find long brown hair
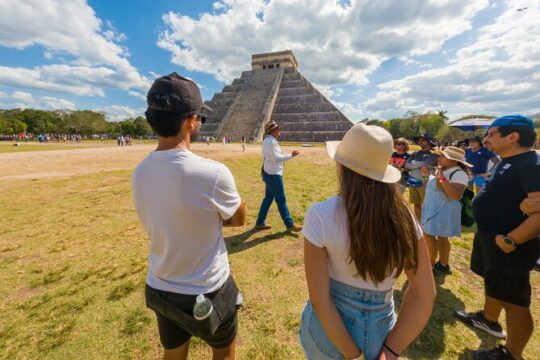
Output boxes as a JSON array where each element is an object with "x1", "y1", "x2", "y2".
[{"x1": 339, "y1": 164, "x2": 419, "y2": 284}]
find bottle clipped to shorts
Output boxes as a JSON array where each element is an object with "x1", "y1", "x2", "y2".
[{"x1": 193, "y1": 294, "x2": 213, "y2": 321}]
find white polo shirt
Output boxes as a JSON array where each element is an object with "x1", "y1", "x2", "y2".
[
  {"x1": 132, "y1": 148, "x2": 241, "y2": 295},
  {"x1": 262, "y1": 135, "x2": 293, "y2": 175}
]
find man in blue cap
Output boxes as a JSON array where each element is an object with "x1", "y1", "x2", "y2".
[{"x1": 454, "y1": 115, "x2": 540, "y2": 360}]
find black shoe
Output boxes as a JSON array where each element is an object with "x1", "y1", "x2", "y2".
[
  {"x1": 454, "y1": 310, "x2": 506, "y2": 339},
  {"x1": 434, "y1": 261, "x2": 452, "y2": 274},
  {"x1": 472, "y1": 345, "x2": 515, "y2": 360}
]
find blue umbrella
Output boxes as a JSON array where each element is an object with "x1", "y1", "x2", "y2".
[{"x1": 448, "y1": 118, "x2": 494, "y2": 131}]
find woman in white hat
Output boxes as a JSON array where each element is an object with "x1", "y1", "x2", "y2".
[
  {"x1": 420, "y1": 146, "x2": 472, "y2": 274},
  {"x1": 299, "y1": 123, "x2": 435, "y2": 360}
]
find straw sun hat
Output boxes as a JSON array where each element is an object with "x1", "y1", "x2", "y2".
[
  {"x1": 264, "y1": 121, "x2": 279, "y2": 134},
  {"x1": 326, "y1": 123, "x2": 401, "y2": 183},
  {"x1": 438, "y1": 146, "x2": 473, "y2": 167}
]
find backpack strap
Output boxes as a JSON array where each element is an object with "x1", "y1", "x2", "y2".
[{"x1": 448, "y1": 168, "x2": 465, "y2": 181}]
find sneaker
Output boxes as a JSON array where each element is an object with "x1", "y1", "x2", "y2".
[
  {"x1": 454, "y1": 310, "x2": 506, "y2": 339},
  {"x1": 286, "y1": 224, "x2": 302, "y2": 232},
  {"x1": 254, "y1": 224, "x2": 272, "y2": 230},
  {"x1": 434, "y1": 261, "x2": 452, "y2": 274},
  {"x1": 472, "y1": 345, "x2": 515, "y2": 360}
]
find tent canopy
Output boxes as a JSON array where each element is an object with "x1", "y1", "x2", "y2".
[{"x1": 448, "y1": 118, "x2": 495, "y2": 131}]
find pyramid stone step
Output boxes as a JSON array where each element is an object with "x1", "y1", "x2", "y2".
[
  {"x1": 271, "y1": 112, "x2": 344, "y2": 122},
  {"x1": 276, "y1": 94, "x2": 323, "y2": 105},
  {"x1": 277, "y1": 87, "x2": 314, "y2": 97},
  {"x1": 276, "y1": 121, "x2": 352, "y2": 131},
  {"x1": 273, "y1": 102, "x2": 334, "y2": 113},
  {"x1": 280, "y1": 80, "x2": 306, "y2": 89},
  {"x1": 280, "y1": 130, "x2": 347, "y2": 142}
]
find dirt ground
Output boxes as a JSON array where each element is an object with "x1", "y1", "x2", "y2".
[{"x1": 0, "y1": 143, "x2": 331, "y2": 184}]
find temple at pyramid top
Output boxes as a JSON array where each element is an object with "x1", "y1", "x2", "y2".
[
  {"x1": 199, "y1": 50, "x2": 353, "y2": 142},
  {"x1": 251, "y1": 50, "x2": 298, "y2": 70}
]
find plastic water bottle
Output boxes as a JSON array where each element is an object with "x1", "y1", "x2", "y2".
[{"x1": 193, "y1": 294, "x2": 213, "y2": 320}]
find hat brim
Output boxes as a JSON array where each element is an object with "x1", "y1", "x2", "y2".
[
  {"x1": 440, "y1": 152, "x2": 473, "y2": 167},
  {"x1": 413, "y1": 136, "x2": 436, "y2": 146},
  {"x1": 326, "y1": 141, "x2": 401, "y2": 183}
]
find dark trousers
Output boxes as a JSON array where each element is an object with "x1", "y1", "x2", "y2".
[{"x1": 256, "y1": 171, "x2": 293, "y2": 227}]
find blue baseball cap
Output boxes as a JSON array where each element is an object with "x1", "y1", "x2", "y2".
[{"x1": 490, "y1": 114, "x2": 534, "y2": 129}]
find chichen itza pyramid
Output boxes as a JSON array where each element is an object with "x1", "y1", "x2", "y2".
[{"x1": 199, "y1": 50, "x2": 353, "y2": 142}]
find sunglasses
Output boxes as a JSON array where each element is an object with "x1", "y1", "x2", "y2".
[{"x1": 196, "y1": 114, "x2": 207, "y2": 124}]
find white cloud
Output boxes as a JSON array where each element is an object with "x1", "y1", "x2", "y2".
[
  {"x1": 0, "y1": 0, "x2": 150, "y2": 97},
  {"x1": 1, "y1": 91, "x2": 75, "y2": 110},
  {"x1": 362, "y1": 1, "x2": 540, "y2": 119},
  {"x1": 128, "y1": 91, "x2": 147, "y2": 101},
  {"x1": 97, "y1": 105, "x2": 145, "y2": 121},
  {"x1": 157, "y1": 0, "x2": 488, "y2": 87}
]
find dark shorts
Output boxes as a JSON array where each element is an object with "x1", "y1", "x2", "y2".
[
  {"x1": 471, "y1": 229, "x2": 540, "y2": 307},
  {"x1": 145, "y1": 276, "x2": 240, "y2": 349}
]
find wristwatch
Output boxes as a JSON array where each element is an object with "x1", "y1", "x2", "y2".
[{"x1": 503, "y1": 235, "x2": 518, "y2": 248}]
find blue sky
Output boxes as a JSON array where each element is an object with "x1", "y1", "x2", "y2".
[{"x1": 0, "y1": 0, "x2": 538, "y2": 121}]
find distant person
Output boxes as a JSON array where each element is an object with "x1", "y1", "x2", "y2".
[
  {"x1": 454, "y1": 115, "x2": 540, "y2": 360},
  {"x1": 132, "y1": 73, "x2": 246, "y2": 360},
  {"x1": 241, "y1": 136, "x2": 245, "y2": 152},
  {"x1": 404, "y1": 134, "x2": 439, "y2": 220},
  {"x1": 465, "y1": 136, "x2": 500, "y2": 193},
  {"x1": 255, "y1": 121, "x2": 301, "y2": 232},
  {"x1": 299, "y1": 123, "x2": 435, "y2": 360},
  {"x1": 389, "y1": 137, "x2": 410, "y2": 192},
  {"x1": 420, "y1": 147, "x2": 471, "y2": 274},
  {"x1": 457, "y1": 139, "x2": 469, "y2": 151}
]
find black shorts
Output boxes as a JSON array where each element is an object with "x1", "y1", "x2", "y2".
[
  {"x1": 471, "y1": 229, "x2": 540, "y2": 307},
  {"x1": 145, "y1": 276, "x2": 240, "y2": 349}
]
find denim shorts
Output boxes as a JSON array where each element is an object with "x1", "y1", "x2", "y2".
[{"x1": 299, "y1": 279, "x2": 395, "y2": 360}]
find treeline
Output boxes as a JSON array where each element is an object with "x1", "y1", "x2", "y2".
[
  {"x1": 362, "y1": 111, "x2": 540, "y2": 143},
  {"x1": 0, "y1": 109, "x2": 152, "y2": 136}
]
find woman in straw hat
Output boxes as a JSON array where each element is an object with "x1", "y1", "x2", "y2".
[
  {"x1": 299, "y1": 123, "x2": 435, "y2": 360},
  {"x1": 420, "y1": 146, "x2": 472, "y2": 275}
]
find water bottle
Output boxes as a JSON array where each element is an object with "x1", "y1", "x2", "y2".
[{"x1": 193, "y1": 294, "x2": 213, "y2": 320}]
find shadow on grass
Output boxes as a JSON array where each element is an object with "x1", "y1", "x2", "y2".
[
  {"x1": 225, "y1": 228, "x2": 299, "y2": 254},
  {"x1": 396, "y1": 273, "x2": 498, "y2": 359}
]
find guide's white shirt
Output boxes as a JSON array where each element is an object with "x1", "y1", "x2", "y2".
[
  {"x1": 262, "y1": 135, "x2": 293, "y2": 175},
  {"x1": 302, "y1": 196, "x2": 423, "y2": 291},
  {"x1": 132, "y1": 148, "x2": 241, "y2": 295}
]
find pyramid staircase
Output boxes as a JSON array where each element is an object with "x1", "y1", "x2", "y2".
[{"x1": 199, "y1": 51, "x2": 353, "y2": 142}]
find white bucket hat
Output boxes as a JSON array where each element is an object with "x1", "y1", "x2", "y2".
[{"x1": 326, "y1": 123, "x2": 401, "y2": 183}]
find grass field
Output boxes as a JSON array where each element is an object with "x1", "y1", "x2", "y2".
[{"x1": 0, "y1": 146, "x2": 538, "y2": 359}]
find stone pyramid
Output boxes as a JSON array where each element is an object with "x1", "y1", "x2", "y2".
[{"x1": 199, "y1": 50, "x2": 353, "y2": 142}]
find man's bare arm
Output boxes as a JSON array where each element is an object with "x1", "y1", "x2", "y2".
[{"x1": 223, "y1": 202, "x2": 246, "y2": 227}]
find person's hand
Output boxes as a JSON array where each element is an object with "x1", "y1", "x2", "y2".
[
  {"x1": 434, "y1": 166, "x2": 444, "y2": 180},
  {"x1": 292, "y1": 150, "x2": 300, "y2": 157},
  {"x1": 495, "y1": 235, "x2": 517, "y2": 254},
  {"x1": 421, "y1": 166, "x2": 429, "y2": 177},
  {"x1": 376, "y1": 347, "x2": 398, "y2": 360},
  {"x1": 520, "y1": 196, "x2": 540, "y2": 216}
]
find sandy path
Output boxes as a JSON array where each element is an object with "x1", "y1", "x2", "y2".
[{"x1": 0, "y1": 143, "x2": 330, "y2": 182}]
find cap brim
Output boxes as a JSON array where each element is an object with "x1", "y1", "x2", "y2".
[{"x1": 202, "y1": 103, "x2": 213, "y2": 112}]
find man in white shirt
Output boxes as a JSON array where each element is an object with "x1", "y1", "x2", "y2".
[
  {"x1": 255, "y1": 121, "x2": 302, "y2": 231},
  {"x1": 132, "y1": 73, "x2": 246, "y2": 360}
]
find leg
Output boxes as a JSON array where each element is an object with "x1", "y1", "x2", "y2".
[
  {"x1": 483, "y1": 294, "x2": 503, "y2": 322},
  {"x1": 424, "y1": 233, "x2": 438, "y2": 266},
  {"x1": 255, "y1": 178, "x2": 274, "y2": 226},
  {"x1": 164, "y1": 340, "x2": 190, "y2": 360},
  {"x1": 502, "y1": 301, "x2": 533, "y2": 360},
  {"x1": 267, "y1": 175, "x2": 294, "y2": 227},
  {"x1": 438, "y1": 237, "x2": 450, "y2": 266},
  {"x1": 212, "y1": 336, "x2": 237, "y2": 360}
]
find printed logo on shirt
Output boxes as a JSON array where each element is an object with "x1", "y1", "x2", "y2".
[{"x1": 498, "y1": 163, "x2": 512, "y2": 175}]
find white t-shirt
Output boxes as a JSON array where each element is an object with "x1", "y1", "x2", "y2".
[
  {"x1": 302, "y1": 196, "x2": 423, "y2": 291},
  {"x1": 132, "y1": 148, "x2": 241, "y2": 295},
  {"x1": 262, "y1": 135, "x2": 293, "y2": 175},
  {"x1": 443, "y1": 166, "x2": 468, "y2": 185}
]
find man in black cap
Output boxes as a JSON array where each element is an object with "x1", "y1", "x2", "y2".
[
  {"x1": 132, "y1": 73, "x2": 246, "y2": 360},
  {"x1": 404, "y1": 134, "x2": 439, "y2": 220}
]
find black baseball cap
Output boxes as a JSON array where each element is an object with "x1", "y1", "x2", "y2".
[{"x1": 146, "y1": 72, "x2": 213, "y2": 116}]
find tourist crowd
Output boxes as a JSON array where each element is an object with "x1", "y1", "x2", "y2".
[{"x1": 131, "y1": 72, "x2": 539, "y2": 360}]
